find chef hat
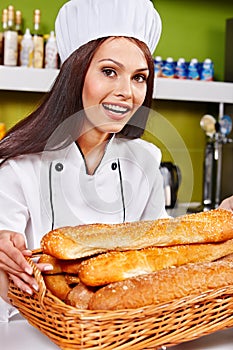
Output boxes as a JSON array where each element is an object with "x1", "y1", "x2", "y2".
[{"x1": 55, "y1": 0, "x2": 162, "y2": 64}]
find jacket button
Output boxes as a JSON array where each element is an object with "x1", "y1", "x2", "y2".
[
  {"x1": 55, "y1": 163, "x2": 64, "y2": 172},
  {"x1": 111, "y1": 162, "x2": 117, "y2": 170}
]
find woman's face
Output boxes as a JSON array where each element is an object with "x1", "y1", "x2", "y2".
[{"x1": 82, "y1": 37, "x2": 149, "y2": 135}]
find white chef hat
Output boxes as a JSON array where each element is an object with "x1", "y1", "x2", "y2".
[{"x1": 55, "y1": 0, "x2": 162, "y2": 64}]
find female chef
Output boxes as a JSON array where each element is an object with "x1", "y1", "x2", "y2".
[{"x1": 0, "y1": 0, "x2": 167, "y2": 319}]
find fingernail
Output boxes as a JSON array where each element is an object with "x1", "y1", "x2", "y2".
[
  {"x1": 32, "y1": 284, "x2": 39, "y2": 292},
  {"x1": 43, "y1": 265, "x2": 53, "y2": 271},
  {"x1": 25, "y1": 288, "x2": 33, "y2": 295},
  {"x1": 23, "y1": 250, "x2": 32, "y2": 256},
  {"x1": 25, "y1": 267, "x2": 33, "y2": 275}
]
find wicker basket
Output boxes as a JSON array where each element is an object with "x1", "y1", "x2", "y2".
[{"x1": 8, "y1": 257, "x2": 233, "y2": 350}]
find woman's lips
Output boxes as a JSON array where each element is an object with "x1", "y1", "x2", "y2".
[{"x1": 102, "y1": 103, "x2": 131, "y2": 120}]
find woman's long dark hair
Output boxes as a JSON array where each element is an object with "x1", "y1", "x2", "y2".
[{"x1": 0, "y1": 37, "x2": 154, "y2": 164}]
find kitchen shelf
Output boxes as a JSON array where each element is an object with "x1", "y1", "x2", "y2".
[{"x1": 0, "y1": 66, "x2": 233, "y2": 104}]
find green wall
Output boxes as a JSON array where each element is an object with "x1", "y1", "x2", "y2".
[
  {"x1": 154, "y1": 0, "x2": 233, "y2": 82},
  {"x1": 0, "y1": 0, "x2": 67, "y2": 35},
  {"x1": 1, "y1": 0, "x2": 233, "y2": 204}
]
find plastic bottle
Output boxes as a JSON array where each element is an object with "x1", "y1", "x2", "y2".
[
  {"x1": 200, "y1": 58, "x2": 214, "y2": 81},
  {"x1": 20, "y1": 28, "x2": 33, "y2": 67},
  {"x1": 161, "y1": 57, "x2": 175, "y2": 78},
  {"x1": 45, "y1": 31, "x2": 58, "y2": 69},
  {"x1": 175, "y1": 58, "x2": 187, "y2": 79},
  {"x1": 154, "y1": 56, "x2": 163, "y2": 77},
  {"x1": 187, "y1": 58, "x2": 200, "y2": 80}
]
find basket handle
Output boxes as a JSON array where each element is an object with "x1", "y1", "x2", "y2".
[{"x1": 26, "y1": 256, "x2": 47, "y2": 306}]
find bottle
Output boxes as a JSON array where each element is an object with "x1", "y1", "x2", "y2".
[
  {"x1": 154, "y1": 56, "x2": 163, "y2": 77},
  {"x1": 175, "y1": 58, "x2": 187, "y2": 79},
  {"x1": 0, "y1": 9, "x2": 8, "y2": 65},
  {"x1": 45, "y1": 31, "x2": 58, "y2": 69},
  {"x1": 200, "y1": 58, "x2": 214, "y2": 81},
  {"x1": 20, "y1": 28, "x2": 33, "y2": 67},
  {"x1": 15, "y1": 10, "x2": 23, "y2": 66},
  {"x1": 3, "y1": 5, "x2": 18, "y2": 66},
  {"x1": 187, "y1": 58, "x2": 200, "y2": 80},
  {"x1": 161, "y1": 57, "x2": 175, "y2": 78},
  {"x1": 15, "y1": 10, "x2": 23, "y2": 35},
  {"x1": 32, "y1": 9, "x2": 44, "y2": 68}
]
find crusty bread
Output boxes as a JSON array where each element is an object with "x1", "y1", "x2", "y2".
[
  {"x1": 38, "y1": 254, "x2": 63, "y2": 274},
  {"x1": 59, "y1": 259, "x2": 84, "y2": 274},
  {"x1": 38, "y1": 254, "x2": 84, "y2": 274},
  {"x1": 40, "y1": 209, "x2": 233, "y2": 260},
  {"x1": 78, "y1": 238, "x2": 233, "y2": 286},
  {"x1": 65, "y1": 274, "x2": 80, "y2": 286},
  {"x1": 88, "y1": 260, "x2": 233, "y2": 310},
  {"x1": 217, "y1": 253, "x2": 233, "y2": 262},
  {"x1": 65, "y1": 283, "x2": 96, "y2": 309},
  {"x1": 43, "y1": 274, "x2": 71, "y2": 300}
]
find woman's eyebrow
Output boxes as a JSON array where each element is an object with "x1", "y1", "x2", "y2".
[
  {"x1": 98, "y1": 58, "x2": 149, "y2": 72},
  {"x1": 98, "y1": 58, "x2": 124, "y2": 68}
]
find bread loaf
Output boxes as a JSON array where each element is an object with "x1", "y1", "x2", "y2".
[
  {"x1": 38, "y1": 254, "x2": 84, "y2": 274},
  {"x1": 59, "y1": 259, "x2": 84, "y2": 274},
  {"x1": 41, "y1": 209, "x2": 233, "y2": 260},
  {"x1": 65, "y1": 274, "x2": 80, "y2": 285},
  {"x1": 38, "y1": 254, "x2": 63, "y2": 274},
  {"x1": 79, "y1": 238, "x2": 233, "y2": 286},
  {"x1": 88, "y1": 260, "x2": 233, "y2": 310},
  {"x1": 43, "y1": 274, "x2": 71, "y2": 300},
  {"x1": 65, "y1": 283, "x2": 96, "y2": 309}
]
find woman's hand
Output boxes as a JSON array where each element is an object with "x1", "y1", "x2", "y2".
[
  {"x1": 0, "y1": 230, "x2": 52, "y2": 298},
  {"x1": 219, "y1": 195, "x2": 233, "y2": 212}
]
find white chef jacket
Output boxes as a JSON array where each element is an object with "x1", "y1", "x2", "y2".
[{"x1": 0, "y1": 135, "x2": 168, "y2": 320}]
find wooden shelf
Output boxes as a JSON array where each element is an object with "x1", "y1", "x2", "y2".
[{"x1": 1, "y1": 66, "x2": 233, "y2": 104}]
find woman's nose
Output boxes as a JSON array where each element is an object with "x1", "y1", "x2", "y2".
[{"x1": 115, "y1": 77, "x2": 132, "y2": 99}]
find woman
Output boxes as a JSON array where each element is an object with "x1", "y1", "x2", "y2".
[{"x1": 0, "y1": 0, "x2": 166, "y2": 319}]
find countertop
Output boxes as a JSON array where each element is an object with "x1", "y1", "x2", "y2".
[{"x1": 1, "y1": 315, "x2": 233, "y2": 350}]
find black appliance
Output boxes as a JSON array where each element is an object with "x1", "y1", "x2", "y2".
[{"x1": 160, "y1": 162, "x2": 181, "y2": 208}]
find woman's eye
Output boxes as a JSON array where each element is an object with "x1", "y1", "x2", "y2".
[
  {"x1": 134, "y1": 74, "x2": 147, "y2": 83},
  {"x1": 102, "y1": 68, "x2": 116, "y2": 77}
]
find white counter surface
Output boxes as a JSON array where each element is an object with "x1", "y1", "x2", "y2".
[{"x1": 1, "y1": 315, "x2": 233, "y2": 350}]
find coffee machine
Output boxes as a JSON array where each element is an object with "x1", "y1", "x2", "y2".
[{"x1": 189, "y1": 105, "x2": 232, "y2": 212}]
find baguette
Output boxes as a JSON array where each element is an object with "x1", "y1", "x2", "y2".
[
  {"x1": 65, "y1": 283, "x2": 96, "y2": 309},
  {"x1": 40, "y1": 209, "x2": 233, "y2": 260},
  {"x1": 79, "y1": 238, "x2": 233, "y2": 286},
  {"x1": 65, "y1": 274, "x2": 80, "y2": 285},
  {"x1": 38, "y1": 254, "x2": 84, "y2": 274},
  {"x1": 43, "y1": 274, "x2": 71, "y2": 300},
  {"x1": 88, "y1": 260, "x2": 233, "y2": 310},
  {"x1": 38, "y1": 254, "x2": 63, "y2": 274}
]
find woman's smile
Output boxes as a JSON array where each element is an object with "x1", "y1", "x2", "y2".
[{"x1": 102, "y1": 102, "x2": 131, "y2": 120}]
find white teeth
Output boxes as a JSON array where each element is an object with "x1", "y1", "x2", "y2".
[{"x1": 103, "y1": 103, "x2": 128, "y2": 113}]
